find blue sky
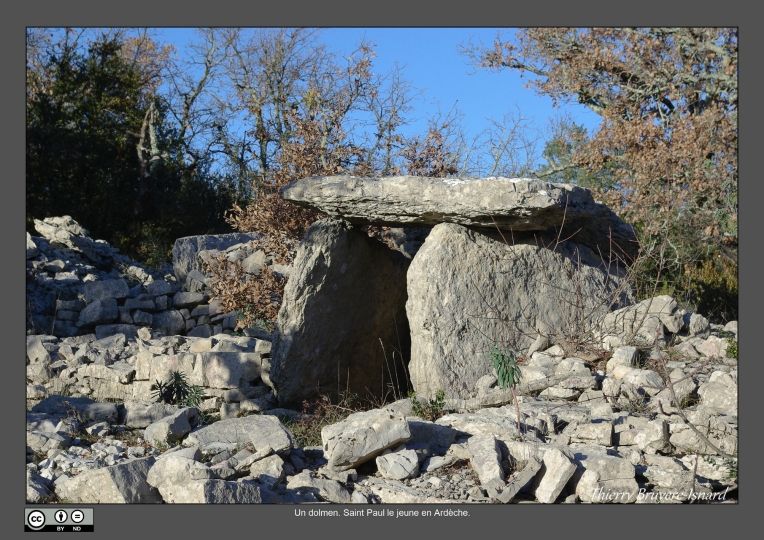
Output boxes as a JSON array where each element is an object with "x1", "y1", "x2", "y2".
[
  {"x1": 152, "y1": 28, "x2": 601, "y2": 172},
  {"x1": 319, "y1": 28, "x2": 600, "y2": 138}
]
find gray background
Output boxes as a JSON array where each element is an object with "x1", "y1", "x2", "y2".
[{"x1": 3, "y1": 1, "x2": 756, "y2": 538}]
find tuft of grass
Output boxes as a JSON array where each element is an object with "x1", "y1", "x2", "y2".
[{"x1": 280, "y1": 393, "x2": 367, "y2": 448}]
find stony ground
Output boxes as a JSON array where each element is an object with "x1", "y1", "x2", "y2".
[
  {"x1": 25, "y1": 203, "x2": 738, "y2": 505},
  {"x1": 26, "y1": 313, "x2": 738, "y2": 504}
]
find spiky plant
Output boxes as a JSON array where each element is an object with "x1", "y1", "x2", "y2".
[{"x1": 151, "y1": 370, "x2": 205, "y2": 408}]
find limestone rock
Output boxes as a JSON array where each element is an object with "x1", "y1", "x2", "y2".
[
  {"x1": 467, "y1": 434, "x2": 504, "y2": 490},
  {"x1": 77, "y1": 298, "x2": 118, "y2": 326},
  {"x1": 122, "y1": 401, "x2": 180, "y2": 428},
  {"x1": 54, "y1": 457, "x2": 161, "y2": 503},
  {"x1": 162, "y1": 479, "x2": 262, "y2": 503},
  {"x1": 321, "y1": 408, "x2": 411, "y2": 470},
  {"x1": 376, "y1": 449, "x2": 420, "y2": 481},
  {"x1": 172, "y1": 233, "x2": 261, "y2": 286},
  {"x1": 281, "y1": 176, "x2": 637, "y2": 257},
  {"x1": 407, "y1": 223, "x2": 629, "y2": 399},
  {"x1": 698, "y1": 371, "x2": 738, "y2": 416},
  {"x1": 535, "y1": 447, "x2": 577, "y2": 503},
  {"x1": 573, "y1": 450, "x2": 638, "y2": 503},
  {"x1": 286, "y1": 470, "x2": 351, "y2": 503},
  {"x1": 144, "y1": 408, "x2": 201, "y2": 446},
  {"x1": 249, "y1": 454, "x2": 287, "y2": 487},
  {"x1": 147, "y1": 454, "x2": 213, "y2": 490},
  {"x1": 599, "y1": 295, "x2": 681, "y2": 349},
  {"x1": 82, "y1": 279, "x2": 129, "y2": 303},
  {"x1": 185, "y1": 415, "x2": 293, "y2": 454},
  {"x1": 270, "y1": 219, "x2": 409, "y2": 404},
  {"x1": 496, "y1": 457, "x2": 542, "y2": 503}
]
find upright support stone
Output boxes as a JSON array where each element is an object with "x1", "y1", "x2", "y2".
[{"x1": 270, "y1": 219, "x2": 410, "y2": 405}]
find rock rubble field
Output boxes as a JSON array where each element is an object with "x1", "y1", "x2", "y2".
[{"x1": 26, "y1": 176, "x2": 738, "y2": 504}]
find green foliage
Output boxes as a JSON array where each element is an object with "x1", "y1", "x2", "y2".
[
  {"x1": 409, "y1": 389, "x2": 446, "y2": 421},
  {"x1": 540, "y1": 119, "x2": 616, "y2": 192},
  {"x1": 490, "y1": 347, "x2": 522, "y2": 390},
  {"x1": 727, "y1": 339, "x2": 738, "y2": 360},
  {"x1": 26, "y1": 33, "x2": 233, "y2": 266},
  {"x1": 151, "y1": 370, "x2": 205, "y2": 408}
]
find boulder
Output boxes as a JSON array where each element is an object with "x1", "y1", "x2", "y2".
[
  {"x1": 286, "y1": 470, "x2": 351, "y2": 503},
  {"x1": 172, "y1": 233, "x2": 260, "y2": 285},
  {"x1": 144, "y1": 408, "x2": 202, "y2": 446},
  {"x1": 54, "y1": 457, "x2": 161, "y2": 503},
  {"x1": 270, "y1": 219, "x2": 409, "y2": 404},
  {"x1": 122, "y1": 401, "x2": 180, "y2": 428},
  {"x1": 161, "y1": 479, "x2": 262, "y2": 504},
  {"x1": 407, "y1": 223, "x2": 629, "y2": 399},
  {"x1": 147, "y1": 454, "x2": 214, "y2": 490},
  {"x1": 321, "y1": 408, "x2": 411, "y2": 470},
  {"x1": 599, "y1": 295, "x2": 682, "y2": 349},
  {"x1": 184, "y1": 415, "x2": 293, "y2": 454},
  {"x1": 82, "y1": 279, "x2": 129, "y2": 303},
  {"x1": 698, "y1": 371, "x2": 738, "y2": 416},
  {"x1": 376, "y1": 449, "x2": 420, "y2": 481},
  {"x1": 249, "y1": 454, "x2": 287, "y2": 487},
  {"x1": 466, "y1": 434, "x2": 504, "y2": 490},
  {"x1": 573, "y1": 449, "x2": 638, "y2": 503},
  {"x1": 77, "y1": 298, "x2": 118, "y2": 327},
  {"x1": 281, "y1": 176, "x2": 637, "y2": 258},
  {"x1": 535, "y1": 447, "x2": 577, "y2": 503},
  {"x1": 151, "y1": 310, "x2": 186, "y2": 335}
]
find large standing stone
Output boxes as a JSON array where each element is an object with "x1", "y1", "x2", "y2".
[
  {"x1": 281, "y1": 176, "x2": 637, "y2": 258},
  {"x1": 321, "y1": 408, "x2": 411, "y2": 470},
  {"x1": 270, "y1": 219, "x2": 410, "y2": 405},
  {"x1": 407, "y1": 223, "x2": 630, "y2": 399},
  {"x1": 54, "y1": 457, "x2": 161, "y2": 503}
]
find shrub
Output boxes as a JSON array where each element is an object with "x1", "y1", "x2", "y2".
[
  {"x1": 409, "y1": 389, "x2": 446, "y2": 421},
  {"x1": 204, "y1": 255, "x2": 288, "y2": 330}
]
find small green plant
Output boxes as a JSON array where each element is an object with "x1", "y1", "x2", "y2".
[
  {"x1": 490, "y1": 347, "x2": 524, "y2": 435},
  {"x1": 727, "y1": 339, "x2": 738, "y2": 360},
  {"x1": 409, "y1": 389, "x2": 447, "y2": 421},
  {"x1": 491, "y1": 348, "x2": 522, "y2": 390},
  {"x1": 151, "y1": 370, "x2": 205, "y2": 408}
]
